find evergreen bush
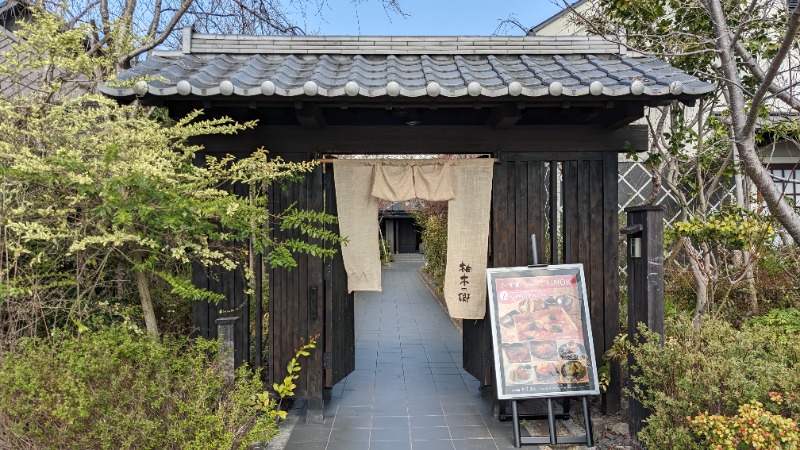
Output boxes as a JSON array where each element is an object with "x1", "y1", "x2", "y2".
[
  {"x1": 0, "y1": 325, "x2": 276, "y2": 449},
  {"x1": 629, "y1": 316, "x2": 800, "y2": 449},
  {"x1": 411, "y1": 201, "x2": 448, "y2": 291}
]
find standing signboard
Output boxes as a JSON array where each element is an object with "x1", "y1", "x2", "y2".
[{"x1": 486, "y1": 264, "x2": 600, "y2": 400}]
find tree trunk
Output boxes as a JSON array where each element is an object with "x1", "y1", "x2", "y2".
[
  {"x1": 116, "y1": 260, "x2": 126, "y2": 302},
  {"x1": 704, "y1": 0, "x2": 800, "y2": 245},
  {"x1": 691, "y1": 266, "x2": 709, "y2": 329},
  {"x1": 132, "y1": 252, "x2": 159, "y2": 338},
  {"x1": 682, "y1": 237, "x2": 710, "y2": 328},
  {"x1": 742, "y1": 251, "x2": 758, "y2": 312}
]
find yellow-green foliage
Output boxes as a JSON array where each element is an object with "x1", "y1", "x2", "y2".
[
  {"x1": 254, "y1": 337, "x2": 317, "y2": 421},
  {"x1": 0, "y1": 11, "x2": 341, "y2": 343},
  {"x1": 671, "y1": 207, "x2": 775, "y2": 251}
]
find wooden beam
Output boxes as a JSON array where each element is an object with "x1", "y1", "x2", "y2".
[
  {"x1": 487, "y1": 103, "x2": 521, "y2": 129},
  {"x1": 198, "y1": 124, "x2": 649, "y2": 155},
  {"x1": 295, "y1": 102, "x2": 326, "y2": 129},
  {"x1": 602, "y1": 103, "x2": 644, "y2": 130}
]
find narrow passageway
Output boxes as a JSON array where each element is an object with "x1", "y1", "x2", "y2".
[{"x1": 284, "y1": 259, "x2": 522, "y2": 450}]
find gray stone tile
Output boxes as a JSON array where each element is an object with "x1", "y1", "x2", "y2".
[
  {"x1": 448, "y1": 425, "x2": 493, "y2": 440},
  {"x1": 439, "y1": 396, "x2": 475, "y2": 406},
  {"x1": 409, "y1": 415, "x2": 447, "y2": 428},
  {"x1": 287, "y1": 427, "x2": 332, "y2": 443},
  {"x1": 370, "y1": 440, "x2": 412, "y2": 450},
  {"x1": 370, "y1": 427, "x2": 411, "y2": 441},
  {"x1": 371, "y1": 416, "x2": 410, "y2": 428},
  {"x1": 404, "y1": 375, "x2": 435, "y2": 384},
  {"x1": 407, "y1": 404, "x2": 444, "y2": 416},
  {"x1": 411, "y1": 440, "x2": 456, "y2": 450},
  {"x1": 435, "y1": 381, "x2": 466, "y2": 391},
  {"x1": 410, "y1": 426, "x2": 451, "y2": 440},
  {"x1": 328, "y1": 427, "x2": 371, "y2": 442},
  {"x1": 442, "y1": 404, "x2": 481, "y2": 416},
  {"x1": 336, "y1": 405, "x2": 372, "y2": 417},
  {"x1": 373, "y1": 405, "x2": 410, "y2": 416},
  {"x1": 429, "y1": 366, "x2": 461, "y2": 374},
  {"x1": 452, "y1": 439, "x2": 500, "y2": 450},
  {"x1": 326, "y1": 442, "x2": 368, "y2": 450},
  {"x1": 282, "y1": 442, "x2": 329, "y2": 450},
  {"x1": 332, "y1": 416, "x2": 371, "y2": 429},
  {"x1": 433, "y1": 374, "x2": 466, "y2": 384},
  {"x1": 375, "y1": 388, "x2": 406, "y2": 397},
  {"x1": 343, "y1": 382, "x2": 375, "y2": 393},
  {"x1": 445, "y1": 414, "x2": 486, "y2": 427},
  {"x1": 436, "y1": 384, "x2": 472, "y2": 394}
]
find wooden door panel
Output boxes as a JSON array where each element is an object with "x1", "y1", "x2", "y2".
[{"x1": 324, "y1": 164, "x2": 356, "y2": 388}]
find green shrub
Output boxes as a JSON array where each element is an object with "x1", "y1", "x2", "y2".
[
  {"x1": 747, "y1": 308, "x2": 800, "y2": 345},
  {"x1": 416, "y1": 211, "x2": 447, "y2": 291},
  {"x1": 0, "y1": 325, "x2": 277, "y2": 449},
  {"x1": 628, "y1": 316, "x2": 800, "y2": 449},
  {"x1": 379, "y1": 238, "x2": 394, "y2": 264}
]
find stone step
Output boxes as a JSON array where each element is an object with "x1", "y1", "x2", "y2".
[{"x1": 392, "y1": 253, "x2": 425, "y2": 262}]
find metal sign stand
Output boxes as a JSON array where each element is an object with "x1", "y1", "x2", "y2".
[
  {"x1": 504, "y1": 235, "x2": 595, "y2": 447},
  {"x1": 510, "y1": 396, "x2": 594, "y2": 447}
]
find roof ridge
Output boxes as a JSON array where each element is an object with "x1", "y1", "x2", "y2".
[{"x1": 180, "y1": 28, "x2": 626, "y2": 56}]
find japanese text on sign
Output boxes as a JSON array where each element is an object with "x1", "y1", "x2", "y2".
[{"x1": 458, "y1": 261, "x2": 472, "y2": 302}]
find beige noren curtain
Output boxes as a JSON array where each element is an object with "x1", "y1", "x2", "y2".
[
  {"x1": 333, "y1": 161, "x2": 382, "y2": 292},
  {"x1": 333, "y1": 159, "x2": 493, "y2": 319}
]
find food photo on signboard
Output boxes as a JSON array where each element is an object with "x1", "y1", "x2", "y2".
[{"x1": 486, "y1": 264, "x2": 600, "y2": 400}]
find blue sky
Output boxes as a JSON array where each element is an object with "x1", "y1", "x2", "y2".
[{"x1": 287, "y1": 0, "x2": 571, "y2": 36}]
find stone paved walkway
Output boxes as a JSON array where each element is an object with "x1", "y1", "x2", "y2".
[{"x1": 283, "y1": 260, "x2": 526, "y2": 450}]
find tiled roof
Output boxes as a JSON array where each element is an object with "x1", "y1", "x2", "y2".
[{"x1": 101, "y1": 31, "x2": 713, "y2": 99}]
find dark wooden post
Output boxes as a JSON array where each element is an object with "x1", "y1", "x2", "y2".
[
  {"x1": 622, "y1": 205, "x2": 664, "y2": 448},
  {"x1": 254, "y1": 248, "x2": 263, "y2": 370}
]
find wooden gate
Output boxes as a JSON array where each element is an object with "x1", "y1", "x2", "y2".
[
  {"x1": 323, "y1": 164, "x2": 356, "y2": 389},
  {"x1": 462, "y1": 151, "x2": 621, "y2": 411},
  {"x1": 266, "y1": 156, "x2": 324, "y2": 402}
]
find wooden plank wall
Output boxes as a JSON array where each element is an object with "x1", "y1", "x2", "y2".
[
  {"x1": 191, "y1": 183, "x2": 250, "y2": 368},
  {"x1": 463, "y1": 158, "x2": 548, "y2": 386},
  {"x1": 323, "y1": 166, "x2": 356, "y2": 388},
  {"x1": 268, "y1": 156, "x2": 325, "y2": 399},
  {"x1": 463, "y1": 152, "x2": 621, "y2": 412}
]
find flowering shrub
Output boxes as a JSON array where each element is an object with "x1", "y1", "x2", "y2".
[{"x1": 689, "y1": 399, "x2": 799, "y2": 450}]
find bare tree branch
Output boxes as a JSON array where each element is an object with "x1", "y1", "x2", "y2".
[
  {"x1": 742, "y1": 6, "x2": 800, "y2": 137},
  {"x1": 735, "y1": 40, "x2": 800, "y2": 112},
  {"x1": 119, "y1": 0, "x2": 192, "y2": 67},
  {"x1": 67, "y1": 0, "x2": 100, "y2": 28},
  {"x1": 146, "y1": 0, "x2": 163, "y2": 39}
]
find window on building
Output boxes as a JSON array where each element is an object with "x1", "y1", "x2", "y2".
[{"x1": 767, "y1": 164, "x2": 800, "y2": 208}]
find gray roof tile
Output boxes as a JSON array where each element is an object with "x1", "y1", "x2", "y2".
[{"x1": 102, "y1": 34, "x2": 713, "y2": 99}]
